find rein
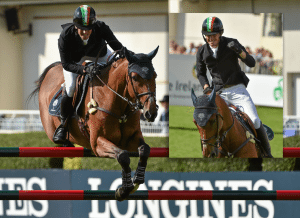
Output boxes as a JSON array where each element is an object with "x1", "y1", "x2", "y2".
[{"x1": 87, "y1": 50, "x2": 155, "y2": 122}]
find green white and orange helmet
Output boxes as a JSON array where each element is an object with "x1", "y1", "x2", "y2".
[
  {"x1": 202, "y1": 17, "x2": 224, "y2": 36},
  {"x1": 73, "y1": 5, "x2": 97, "y2": 30}
]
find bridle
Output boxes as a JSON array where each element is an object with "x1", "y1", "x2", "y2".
[
  {"x1": 195, "y1": 106, "x2": 235, "y2": 158},
  {"x1": 87, "y1": 50, "x2": 157, "y2": 122},
  {"x1": 127, "y1": 66, "x2": 156, "y2": 110}
]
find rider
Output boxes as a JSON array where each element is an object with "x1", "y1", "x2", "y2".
[
  {"x1": 196, "y1": 16, "x2": 273, "y2": 158},
  {"x1": 53, "y1": 5, "x2": 124, "y2": 144}
]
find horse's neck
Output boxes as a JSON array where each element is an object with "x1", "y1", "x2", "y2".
[
  {"x1": 216, "y1": 96, "x2": 236, "y2": 138},
  {"x1": 97, "y1": 59, "x2": 131, "y2": 108},
  {"x1": 216, "y1": 95, "x2": 246, "y2": 150}
]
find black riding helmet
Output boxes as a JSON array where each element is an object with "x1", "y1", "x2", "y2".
[
  {"x1": 202, "y1": 17, "x2": 224, "y2": 36},
  {"x1": 73, "y1": 5, "x2": 97, "y2": 30}
]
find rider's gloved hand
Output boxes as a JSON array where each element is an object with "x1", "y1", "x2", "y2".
[
  {"x1": 203, "y1": 86, "x2": 213, "y2": 94},
  {"x1": 227, "y1": 41, "x2": 243, "y2": 55},
  {"x1": 84, "y1": 65, "x2": 98, "y2": 75}
]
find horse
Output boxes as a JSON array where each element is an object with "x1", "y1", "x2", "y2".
[
  {"x1": 191, "y1": 88, "x2": 262, "y2": 158},
  {"x1": 29, "y1": 47, "x2": 159, "y2": 201}
]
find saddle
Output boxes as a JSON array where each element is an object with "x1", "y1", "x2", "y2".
[
  {"x1": 48, "y1": 62, "x2": 111, "y2": 118},
  {"x1": 228, "y1": 104, "x2": 274, "y2": 142}
]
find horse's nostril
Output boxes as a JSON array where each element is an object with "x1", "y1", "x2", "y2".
[{"x1": 145, "y1": 111, "x2": 151, "y2": 119}]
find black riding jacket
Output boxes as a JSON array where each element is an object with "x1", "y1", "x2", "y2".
[
  {"x1": 58, "y1": 21, "x2": 123, "y2": 74},
  {"x1": 196, "y1": 36, "x2": 255, "y2": 91}
]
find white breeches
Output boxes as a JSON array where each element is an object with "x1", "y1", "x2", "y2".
[
  {"x1": 63, "y1": 49, "x2": 112, "y2": 97},
  {"x1": 219, "y1": 84, "x2": 261, "y2": 129}
]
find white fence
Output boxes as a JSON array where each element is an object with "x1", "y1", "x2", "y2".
[
  {"x1": 0, "y1": 110, "x2": 168, "y2": 137},
  {"x1": 283, "y1": 116, "x2": 300, "y2": 138}
]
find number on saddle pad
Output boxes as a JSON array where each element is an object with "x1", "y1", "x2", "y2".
[{"x1": 263, "y1": 124, "x2": 274, "y2": 141}]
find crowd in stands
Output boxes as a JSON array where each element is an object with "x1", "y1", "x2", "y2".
[{"x1": 169, "y1": 40, "x2": 282, "y2": 75}]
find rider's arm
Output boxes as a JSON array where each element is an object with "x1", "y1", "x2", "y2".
[
  {"x1": 58, "y1": 33, "x2": 85, "y2": 74},
  {"x1": 98, "y1": 22, "x2": 123, "y2": 51},
  {"x1": 236, "y1": 40, "x2": 256, "y2": 68},
  {"x1": 196, "y1": 46, "x2": 210, "y2": 89}
]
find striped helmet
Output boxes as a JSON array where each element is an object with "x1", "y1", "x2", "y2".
[
  {"x1": 73, "y1": 5, "x2": 97, "y2": 30},
  {"x1": 202, "y1": 17, "x2": 224, "y2": 36}
]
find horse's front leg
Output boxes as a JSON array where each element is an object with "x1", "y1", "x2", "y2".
[
  {"x1": 92, "y1": 136, "x2": 134, "y2": 201},
  {"x1": 133, "y1": 139, "x2": 150, "y2": 186}
]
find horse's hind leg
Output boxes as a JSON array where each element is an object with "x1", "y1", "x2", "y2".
[
  {"x1": 93, "y1": 137, "x2": 134, "y2": 201},
  {"x1": 133, "y1": 139, "x2": 150, "y2": 185}
]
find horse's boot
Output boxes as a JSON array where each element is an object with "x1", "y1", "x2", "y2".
[
  {"x1": 115, "y1": 169, "x2": 134, "y2": 201},
  {"x1": 256, "y1": 122, "x2": 273, "y2": 158},
  {"x1": 53, "y1": 92, "x2": 73, "y2": 144}
]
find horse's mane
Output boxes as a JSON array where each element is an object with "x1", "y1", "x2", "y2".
[{"x1": 26, "y1": 61, "x2": 61, "y2": 106}]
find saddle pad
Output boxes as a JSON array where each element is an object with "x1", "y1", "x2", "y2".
[
  {"x1": 229, "y1": 106, "x2": 256, "y2": 136},
  {"x1": 229, "y1": 106, "x2": 274, "y2": 141},
  {"x1": 49, "y1": 86, "x2": 63, "y2": 117}
]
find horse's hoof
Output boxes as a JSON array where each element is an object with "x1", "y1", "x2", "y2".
[
  {"x1": 115, "y1": 186, "x2": 134, "y2": 201},
  {"x1": 130, "y1": 183, "x2": 140, "y2": 194}
]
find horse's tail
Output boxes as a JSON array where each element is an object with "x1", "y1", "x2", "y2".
[{"x1": 26, "y1": 61, "x2": 61, "y2": 106}]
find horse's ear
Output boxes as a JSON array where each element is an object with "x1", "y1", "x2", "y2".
[
  {"x1": 208, "y1": 87, "x2": 216, "y2": 103},
  {"x1": 147, "y1": 46, "x2": 159, "y2": 60},
  {"x1": 191, "y1": 88, "x2": 197, "y2": 106},
  {"x1": 124, "y1": 47, "x2": 136, "y2": 64}
]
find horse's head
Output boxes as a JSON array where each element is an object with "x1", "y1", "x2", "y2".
[
  {"x1": 191, "y1": 88, "x2": 224, "y2": 158},
  {"x1": 124, "y1": 46, "x2": 159, "y2": 122}
]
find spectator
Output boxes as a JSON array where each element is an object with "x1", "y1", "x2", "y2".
[
  {"x1": 186, "y1": 43, "x2": 196, "y2": 55},
  {"x1": 155, "y1": 95, "x2": 169, "y2": 134}
]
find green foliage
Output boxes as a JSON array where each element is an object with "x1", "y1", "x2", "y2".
[
  {"x1": 0, "y1": 132, "x2": 56, "y2": 169},
  {"x1": 283, "y1": 135, "x2": 300, "y2": 147}
]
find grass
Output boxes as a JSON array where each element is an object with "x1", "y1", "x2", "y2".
[
  {"x1": 283, "y1": 135, "x2": 300, "y2": 147},
  {"x1": 169, "y1": 105, "x2": 283, "y2": 158}
]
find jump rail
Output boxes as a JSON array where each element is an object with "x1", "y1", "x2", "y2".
[
  {"x1": 1, "y1": 190, "x2": 300, "y2": 200},
  {"x1": 0, "y1": 147, "x2": 169, "y2": 158},
  {"x1": 283, "y1": 147, "x2": 300, "y2": 158}
]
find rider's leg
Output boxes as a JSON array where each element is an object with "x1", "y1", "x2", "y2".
[
  {"x1": 220, "y1": 84, "x2": 273, "y2": 158},
  {"x1": 53, "y1": 69, "x2": 78, "y2": 144}
]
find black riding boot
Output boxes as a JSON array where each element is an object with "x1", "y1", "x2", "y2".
[
  {"x1": 53, "y1": 91, "x2": 73, "y2": 144},
  {"x1": 256, "y1": 122, "x2": 273, "y2": 158}
]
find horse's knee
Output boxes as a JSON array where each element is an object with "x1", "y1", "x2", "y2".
[
  {"x1": 117, "y1": 150, "x2": 130, "y2": 169},
  {"x1": 138, "y1": 142, "x2": 150, "y2": 161}
]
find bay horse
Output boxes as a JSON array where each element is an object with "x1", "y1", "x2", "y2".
[
  {"x1": 30, "y1": 47, "x2": 159, "y2": 201},
  {"x1": 191, "y1": 88, "x2": 262, "y2": 158}
]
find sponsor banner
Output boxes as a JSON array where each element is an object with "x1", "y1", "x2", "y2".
[
  {"x1": 0, "y1": 170, "x2": 299, "y2": 218},
  {"x1": 0, "y1": 170, "x2": 71, "y2": 218},
  {"x1": 169, "y1": 54, "x2": 283, "y2": 108}
]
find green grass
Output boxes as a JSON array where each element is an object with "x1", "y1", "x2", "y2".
[{"x1": 169, "y1": 105, "x2": 283, "y2": 158}]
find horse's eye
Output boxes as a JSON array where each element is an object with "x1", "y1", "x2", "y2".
[{"x1": 132, "y1": 76, "x2": 138, "y2": 81}]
